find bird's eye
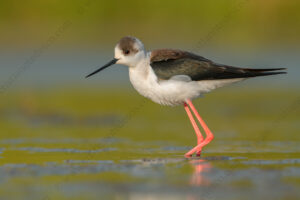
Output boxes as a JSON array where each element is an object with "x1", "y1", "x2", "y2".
[{"x1": 124, "y1": 50, "x2": 130, "y2": 55}]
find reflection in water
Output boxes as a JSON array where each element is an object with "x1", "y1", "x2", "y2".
[
  {"x1": 187, "y1": 159, "x2": 213, "y2": 200},
  {"x1": 189, "y1": 159, "x2": 212, "y2": 186}
]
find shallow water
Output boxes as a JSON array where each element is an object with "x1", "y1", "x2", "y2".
[{"x1": 0, "y1": 88, "x2": 299, "y2": 199}]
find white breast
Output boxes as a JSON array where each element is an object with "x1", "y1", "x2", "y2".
[{"x1": 129, "y1": 59, "x2": 199, "y2": 106}]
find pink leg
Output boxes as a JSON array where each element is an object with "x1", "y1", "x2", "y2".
[
  {"x1": 184, "y1": 103, "x2": 204, "y2": 145},
  {"x1": 184, "y1": 103, "x2": 204, "y2": 157},
  {"x1": 185, "y1": 99, "x2": 214, "y2": 157}
]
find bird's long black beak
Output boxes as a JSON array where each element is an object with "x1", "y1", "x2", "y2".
[{"x1": 85, "y1": 58, "x2": 118, "y2": 78}]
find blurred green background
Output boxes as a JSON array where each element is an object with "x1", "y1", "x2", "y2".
[
  {"x1": 1, "y1": 0, "x2": 300, "y2": 49},
  {"x1": 0, "y1": 1, "x2": 299, "y2": 200},
  {"x1": 1, "y1": 0, "x2": 299, "y2": 88}
]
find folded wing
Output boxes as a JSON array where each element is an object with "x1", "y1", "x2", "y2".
[{"x1": 150, "y1": 49, "x2": 286, "y2": 81}]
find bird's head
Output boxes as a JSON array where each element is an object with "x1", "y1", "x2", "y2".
[
  {"x1": 114, "y1": 36, "x2": 146, "y2": 66},
  {"x1": 86, "y1": 36, "x2": 146, "y2": 78}
]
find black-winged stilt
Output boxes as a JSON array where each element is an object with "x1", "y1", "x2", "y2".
[{"x1": 86, "y1": 36, "x2": 286, "y2": 157}]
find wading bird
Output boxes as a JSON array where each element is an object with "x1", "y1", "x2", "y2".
[{"x1": 86, "y1": 36, "x2": 286, "y2": 157}]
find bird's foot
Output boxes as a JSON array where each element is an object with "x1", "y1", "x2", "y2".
[
  {"x1": 184, "y1": 148, "x2": 202, "y2": 158},
  {"x1": 184, "y1": 153, "x2": 193, "y2": 158},
  {"x1": 196, "y1": 150, "x2": 202, "y2": 157},
  {"x1": 185, "y1": 143, "x2": 203, "y2": 157}
]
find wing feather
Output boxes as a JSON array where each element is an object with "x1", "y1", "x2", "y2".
[{"x1": 150, "y1": 49, "x2": 286, "y2": 81}]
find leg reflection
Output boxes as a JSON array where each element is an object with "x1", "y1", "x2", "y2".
[{"x1": 189, "y1": 159, "x2": 212, "y2": 186}]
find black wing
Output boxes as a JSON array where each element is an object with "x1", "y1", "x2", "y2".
[{"x1": 150, "y1": 49, "x2": 286, "y2": 81}]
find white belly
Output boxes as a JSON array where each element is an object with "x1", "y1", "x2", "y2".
[{"x1": 129, "y1": 64, "x2": 243, "y2": 106}]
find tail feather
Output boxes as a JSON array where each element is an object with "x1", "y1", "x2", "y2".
[
  {"x1": 213, "y1": 62, "x2": 287, "y2": 79},
  {"x1": 244, "y1": 67, "x2": 286, "y2": 72},
  {"x1": 242, "y1": 68, "x2": 286, "y2": 78},
  {"x1": 221, "y1": 66, "x2": 287, "y2": 79},
  {"x1": 248, "y1": 71, "x2": 287, "y2": 77}
]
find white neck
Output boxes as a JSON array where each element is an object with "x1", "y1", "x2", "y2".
[{"x1": 128, "y1": 52, "x2": 159, "y2": 99}]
